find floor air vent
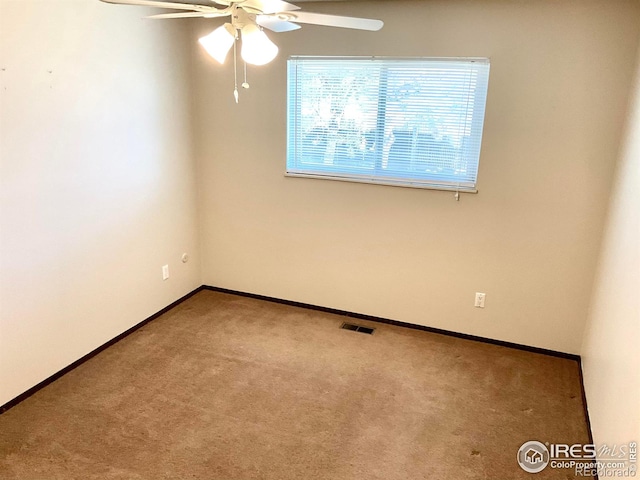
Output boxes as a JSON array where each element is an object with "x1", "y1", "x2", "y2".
[{"x1": 340, "y1": 322, "x2": 375, "y2": 335}]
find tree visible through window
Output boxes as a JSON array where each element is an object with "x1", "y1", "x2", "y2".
[{"x1": 287, "y1": 57, "x2": 490, "y2": 191}]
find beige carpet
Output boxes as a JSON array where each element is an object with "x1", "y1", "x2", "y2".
[{"x1": 0, "y1": 290, "x2": 590, "y2": 479}]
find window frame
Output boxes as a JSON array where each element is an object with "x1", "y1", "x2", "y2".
[{"x1": 286, "y1": 56, "x2": 491, "y2": 193}]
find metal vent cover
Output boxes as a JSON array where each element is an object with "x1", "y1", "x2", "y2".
[{"x1": 340, "y1": 322, "x2": 375, "y2": 335}]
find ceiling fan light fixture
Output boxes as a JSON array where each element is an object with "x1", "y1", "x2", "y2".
[
  {"x1": 199, "y1": 23, "x2": 236, "y2": 64},
  {"x1": 240, "y1": 23, "x2": 279, "y2": 66}
]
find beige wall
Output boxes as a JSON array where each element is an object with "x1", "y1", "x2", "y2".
[
  {"x1": 581, "y1": 43, "x2": 640, "y2": 458},
  {"x1": 192, "y1": 0, "x2": 640, "y2": 354},
  {"x1": 0, "y1": 0, "x2": 201, "y2": 406}
]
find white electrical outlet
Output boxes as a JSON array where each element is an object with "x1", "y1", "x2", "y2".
[
  {"x1": 474, "y1": 292, "x2": 486, "y2": 308},
  {"x1": 162, "y1": 265, "x2": 169, "y2": 281}
]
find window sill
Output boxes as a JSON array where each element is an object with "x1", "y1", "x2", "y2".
[{"x1": 284, "y1": 172, "x2": 478, "y2": 194}]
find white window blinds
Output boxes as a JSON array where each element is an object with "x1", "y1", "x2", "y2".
[{"x1": 286, "y1": 57, "x2": 490, "y2": 191}]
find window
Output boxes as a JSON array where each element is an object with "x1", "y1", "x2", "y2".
[{"x1": 286, "y1": 57, "x2": 490, "y2": 192}]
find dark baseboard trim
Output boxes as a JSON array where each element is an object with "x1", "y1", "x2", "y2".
[
  {"x1": 577, "y1": 359, "x2": 596, "y2": 439},
  {"x1": 577, "y1": 359, "x2": 598, "y2": 479},
  {"x1": 0, "y1": 285, "x2": 205, "y2": 415},
  {"x1": 203, "y1": 285, "x2": 581, "y2": 361}
]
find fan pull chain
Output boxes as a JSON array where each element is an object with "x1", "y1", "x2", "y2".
[
  {"x1": 233, "y1": 37, "x2": 239, "y2": 103},
  {"x1": 242, "y1": 62, "x2": 249, "y2": 89}
]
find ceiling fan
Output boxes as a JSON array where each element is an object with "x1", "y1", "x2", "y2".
[{"x1": 100, "y1": 0, "x2": 384, "y2": 101}]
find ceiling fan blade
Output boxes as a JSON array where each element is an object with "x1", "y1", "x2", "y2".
[
  {"x1": 256, "y1": 15, "x2": 300, "y2": 32},
  {"x1": 147, "y1": 10, "x2": 229, "y2": 18},
  {"x1": 99, "y1": 0, "x2": 214, "y2": 12},
  {"x1": 281, "y1": 11, "x2": 383, "y2": 31},
  {"x1": 241, "y1": 0, "x2": 300, "y2": 14}
]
